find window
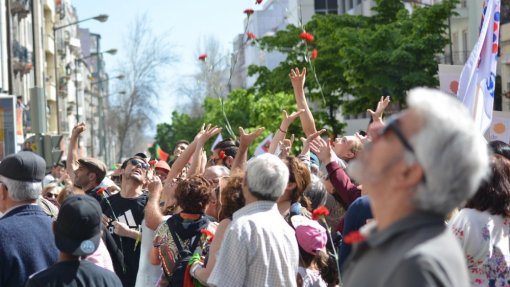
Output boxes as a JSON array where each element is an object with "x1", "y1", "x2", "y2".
[{"x1": 315, "y1": 0, "x2": 338, "y2": 14}]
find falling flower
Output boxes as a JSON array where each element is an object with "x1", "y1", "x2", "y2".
[
  {"x1": 246, "y1": 32, "x2": 257, "y2": 40},
  {"x1": 148, "y1": 160, "x2": 157, "y2": 166},
  {"x1": 311, "y1": 48, "x2": 318, "y2": 60},
  {"x1": 198, "y1": 54, "x2": 208, "y2": 61},
  {"x1": 218, "y1": 150, "x2": 226, "y2": 159},
  {"x1": 312, "y1": 206, "x2": 329, "y2": 220},
  {"x1": 255, "y1": 0, "x2": 263, "y2": 4},
  {"x1": 343, "y1": 231, "x2": 365, "y2": 244},
  {"x1": 300, "y1": 31, "x2": 314, "y2": 43},
  {"x1": 244, "y1": 8, "x2": 254, "y2": 15}
]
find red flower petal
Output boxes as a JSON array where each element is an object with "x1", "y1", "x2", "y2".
[
  {"x1": 244, "y1": 8, "x2": 254, "y2": 15},
  {"x1": 246, "y1": 32, "x2": 257, "y2": 40},
  {"x1": 96, "y1": 187, "x2": 106, "y2": 197},
  {"x1": 218, "y1": 150, "x2": 226, "y2": 159},
  {"x1": 148, "y1": 160, "x2": 157, "y2": 166},
  {"x1": 311, "y1": 48, "x2": 318, "y2": 60},
  {"x1": 255, "y1": 0, "x2": 263, "y2": 4},
  {"x1": 198, "y1": 53, "x2": 208, "y2": 61},
  {"x1": 312, "y1": 206, "x2": 329, "y2": 220},
  {"x1": 300, "y1": 32, "x2": 314, "y2": 43},
  {"x1": 343, "y1": 231, "x2": 365, "y2": 244}
]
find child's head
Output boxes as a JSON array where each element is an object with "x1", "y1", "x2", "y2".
[{"x1": 291, "y1": 215, "x2": 327, "y2": 255}]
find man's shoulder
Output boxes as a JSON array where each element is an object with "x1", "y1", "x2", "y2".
[{"x1": 28, "y1": 261, "x2": 122, "y2": 286}]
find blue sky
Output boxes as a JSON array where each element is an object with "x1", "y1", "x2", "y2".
[{"x1": 73, "y1": 0, "x2": 254, "y2": 124}]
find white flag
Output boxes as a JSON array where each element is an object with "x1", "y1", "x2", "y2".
[
  {"x1": 457, "y1": 0, "x2": 501, "y2": 135},
  {"x1": 254, "y1": 134, "x2": 273, "y2": 156},
  {"x1": 210, "y1": 133, "x2": 223, "y2": 151}
]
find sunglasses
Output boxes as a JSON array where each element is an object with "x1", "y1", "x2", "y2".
[
  {"x1": 46, "y1": 193, "x2": 58, "y2": 199},
  {"x1": 130, "y1": 159, "x2": 149, "y2": 169},
  {"x1": 378, "y1": 115, "x2": 415, "y2": 154}
]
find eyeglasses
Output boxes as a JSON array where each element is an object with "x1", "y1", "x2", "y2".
[
  {"x1": 46, "y1": 193, "x2": 58, "y2": 199},
  {"x1": 130, "y1": 159, "x2": 149, "y2": 169},
  {"x1": 378, "y1": 115, "x2": 415, "y2": 154}
]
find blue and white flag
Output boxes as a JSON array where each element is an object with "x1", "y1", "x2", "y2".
[
  {"x1": 457, "y1": 0, "x2": 501, "y2": 135},
  {"x1": 210, "y1": 133, "x2": 223, "y2": 151}
]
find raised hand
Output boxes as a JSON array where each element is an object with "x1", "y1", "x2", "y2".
[
  {"x1": 300, "y1": 129, "x2": 326, "y2": 154},
  {"x1": 239, "y1": 127, "x2": 265, "y2": 147},
  {"x1": 367, "y1": 96, "x2": 390, "y2": 122},
  {"x1": 289, "y1": 67, "x2": 306, "y2": 90},
  {"x1": 281, "y1": 109, "x2": 305, "y2": 131},
  {"x1": 147, "y1": 175, "x2": 163, "y2": 197},
  {"x1": 309, "y1": 137, "x2": 334, "y2": 165},
  {"x1": 71, "y1": 122, "x2": 86, "y2": 139}
]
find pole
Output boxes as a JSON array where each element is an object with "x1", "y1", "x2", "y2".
[
  {"x1": 448, "y1": 16, "x2": 453, "y2": 65},
  {"x1": 74, "y1": 59, "x2": 79, "y2": 122},
  {"x1": 53, "y1": 28, "x2": 60, "y2": 133}
]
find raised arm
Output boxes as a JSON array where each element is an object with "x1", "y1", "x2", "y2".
[
  {"x1": 268, "y1": 109, "x2": 304, "y2": 155},
  {"x1": 144, "y1": 176, "x2": 164, "y2": 230},
  {"x1": 290, "y1": 67, "x2": 317, "y2": 136},
  {"x1": 66, "y1": 123, "x2": 86, "y2": 183},
  {"x1": 231, "y1": 127, "x2": 265, "y2": 174}
]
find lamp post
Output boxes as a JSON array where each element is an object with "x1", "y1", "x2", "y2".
[
  {"x1": 53, "y1": 14, "x2": 108, "y2": 134},
  {"x1": 402, "y1": 0, "x2": 454, "y2": 65}
]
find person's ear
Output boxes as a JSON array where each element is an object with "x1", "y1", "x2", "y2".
[
  {"x1": 226, "y1": 156, "x2": 234, "y2": 167},
  {"x1": 396, "y1": 162, "x2": 424, "y2": 190}
]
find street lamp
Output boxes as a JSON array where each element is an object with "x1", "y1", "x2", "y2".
[
  {"x1": 402, "y1": 0, "x2": 454, "y2": 65},
  {"x1": 90, "y1": 74, "x2": 125, "y2": 86},
  {"x1": 53, "y1": 14, "x2": 109, "y2": 134}
]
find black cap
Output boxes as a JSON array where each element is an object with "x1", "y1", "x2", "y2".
[
  {"x1": 0, "y1": 151, "x2": 46, "y2": 182},
  {"x1": 134, "y1": 152, "x2": 148, "y2": 159},
  {"x1": 54, "y1": 195, "x2": 102, "y2": 256}
]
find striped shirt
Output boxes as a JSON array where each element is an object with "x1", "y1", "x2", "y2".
[{"x1": 208, "y1": 201, "x2": 299, "y2": 287}]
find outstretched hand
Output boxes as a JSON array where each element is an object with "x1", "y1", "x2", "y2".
[
  {"x1": 300, "y1": 129, "x2": 326, "y2": 153},
  {"x1": 239, "y1": 127, "x2": 265, "y2": 147},
  {"x1": 196, "y1": 124, "x2": 222, "y2": 146},
  {"x1": 289, "y1": 67, "x2": 306, "y2": 90},
  {"x1": 309, "y1": 137, "x2": 334, "y2": 165},
  {"x1": 71, "y1": 122, "x2": 86, "y2": 138},
  {"x1": 367, "y1": 96, "x2": 390, "y2": 122},
  {"x1": 281, "y1": 109, "x2": 305, "y2": 130}
]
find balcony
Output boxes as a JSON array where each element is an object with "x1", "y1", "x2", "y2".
[
  {"x1": 12, "y1": 41, "x2": 33, "y2": 75},
  {"x1": 11, "y1": 0, "x2": 31, "y2": 19}
]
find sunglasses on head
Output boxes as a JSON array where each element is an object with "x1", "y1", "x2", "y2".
[
  {"x1": 378, "y1": 115, "x2": 415, "y2": 154},
  {"x1": 130, "y1": 159, "x2": 149, "y2": 169}
]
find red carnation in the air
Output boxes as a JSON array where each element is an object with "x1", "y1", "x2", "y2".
[
  {"x1": 244, "y1": 8, "x2": 254, "y2": 15},
  {"x1": 312, "y1": 206, "x2": 330, "y2": 220},
  {"x1": 311, "y1": 48, "x2": 318, "y2": 60},
  {"x1": 246, "y1": 32, "x2": 257, "y2": 40},
  {"x1": 198, "y1": 54, "x2": 208, "y2": 61},
  {"x1": 218, "y1": 150, "x2": 226, "y2": 159},
  {"x1": 255, "y1": 0, "x2": 263, "y2": 4},
  {"x1": 148, "y1": 160, "x2": 157, "y2": 166},
  {"x1": 300, "y1": 31, "x2": 314, "y2": 43}
]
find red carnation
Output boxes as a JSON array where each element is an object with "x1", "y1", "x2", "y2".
[
  {"x1": 198, "y1": 54, "x2": 208, "y2": 61},
  {"x1": 311, "y1": 48, "x2": 318, "y2": 60},
  {"x1": 300, "y1": 31, "x2": 314, "y2": 43},
  {"x1": 200, "y1": 229, "x2": 215, "y2": 243},
  {"x1": 244, "y1": 8, "x2": 254, "y2": 15},
  {"x1": 218, "y1": 150, "x2": 226, "y2": 159},
  {"x1": 246, "y1": 32, "x2": 257, "y2": 40},
  {"x1": 255, "y1": 0, "x2": 263, "y2": 4},
  {"x1": 96, "y1": 187, "x2": 106, "y2": 198},
  {"x1": 312, "y1": 206, "x2": 330, "y2": 220},
  {"x1": 148, "y1": 160, "x2": 157, "y2": 166},
  {"x1": 343, "y1": 231, "x2": 365, "y2": 244}
]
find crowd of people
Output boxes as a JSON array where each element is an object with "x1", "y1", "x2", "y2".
[{"x1": 0, "y1": 67, "x2": 508, "y2": 287}]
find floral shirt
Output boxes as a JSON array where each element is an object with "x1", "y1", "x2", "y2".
[{"x1": 449, "y1": 208, "x2": 510, "y2": 286}]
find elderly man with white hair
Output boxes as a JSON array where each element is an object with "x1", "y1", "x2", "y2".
[
  {"x1": 0, "y1": 151, "x2": 59, "y2": 286},
  {"x1": 314, "y1": 88, "x2": 490, "y2": 287},
  {"x1": 208, "y1": 153, "x2": 299, "y2": 287}
]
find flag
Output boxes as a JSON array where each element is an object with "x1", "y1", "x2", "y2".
[
  {"x1": 211, "y1": 133, "x2": 223, "y2": 151},
  {"x1": 254, "y1": 133, "x2": 273, "y2": 156},
  {"x1": 154, "y1": 144, "x2": 169, "y2": 161},
  {"x1": 457, "y1": 0, "x2": 501, "y2": 135}
]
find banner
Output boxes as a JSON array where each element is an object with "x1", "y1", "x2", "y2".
[{"x1": 254, "y1": 133, "x2": 273, "y2": 156}]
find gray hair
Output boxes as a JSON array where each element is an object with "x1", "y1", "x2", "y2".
[
  {"x1": 407, "y1": 88, "x2": 490, "y2": 215},
  {"x1": 246, "y1": 153, "x2": 289, "y2": 201},
  {"x1": 305, "y1": 174, "x2": 328, "y2": 209},
  {"x1": 0, "y1": 175, "x2": 42, "y2": 201}
]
